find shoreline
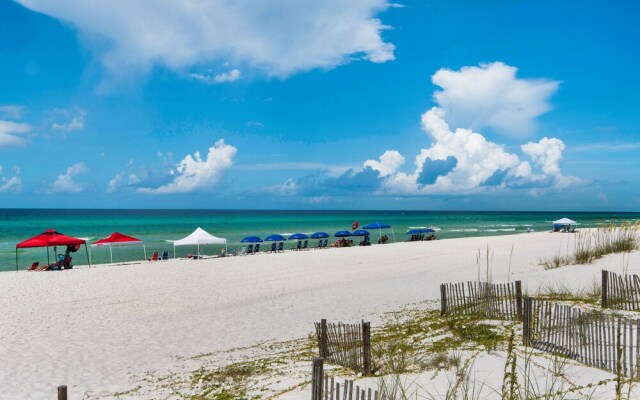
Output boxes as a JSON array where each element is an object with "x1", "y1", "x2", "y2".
[{"x1": 1, "y1": 231, "x2": 638, "y2": 398}]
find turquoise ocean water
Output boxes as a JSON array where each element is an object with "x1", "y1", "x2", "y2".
[{"x1": 1, "y1": 209, "x2": 639, "y2": 272}]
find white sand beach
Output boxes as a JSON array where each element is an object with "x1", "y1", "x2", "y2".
[{"x1": 1, "y1": 231, "x2": 638, "y2": 399}]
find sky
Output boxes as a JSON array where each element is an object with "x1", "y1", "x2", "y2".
[{"x1": 0, "y1": 0, "x2": 639, "y2": 211}]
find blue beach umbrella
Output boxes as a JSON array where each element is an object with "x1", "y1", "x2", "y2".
[
  {"x1": 311, "y1": 232, "x2": 329, "y2": 239},
  {"x1": 363, "y1": 222, "x2": 391, "y2": 230},
  {"x1": 334, "y1": 230, "x2": 352, "y2": 237},
  {"x1": 363, "y1": 221, "x2": 395, "y2": 243},
  {"x1": 352, "y1": 229, "x2": 370, "y2": 236},
  {"x1": 264, "y1": 234, "x2": 286, "y2": 242},
  {"x1": 240, "y1": 236, "x2": 263, "y2": 243},
  {"x1": 406, "y1": 228, "x2": 433, "y2": 235},
  {"x1": 288, "y1": 233, "x2": 309, "y2": 240}
]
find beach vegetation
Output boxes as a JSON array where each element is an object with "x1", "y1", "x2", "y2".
[
  {"x1": 540, "y1": 222, "x2": 639, "y2": 269},
  {"x1": 536, "y1": 281, "x2": 601, "y2": 305}
]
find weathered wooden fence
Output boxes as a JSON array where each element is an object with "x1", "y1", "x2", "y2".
[
  {"x1": 602, "y1": 270, "x2": 640, "y2": 310},
  {"x1": 315, "y1": 319, "x2": 372, "y2": 375},
  {"x1": 312, "y1": 357, "x2": 382, "y2": 400},
  {"x1": 523, "y1": 297, "x2": 640, "y2": 377},
  {"x1": 440, "y1": 280, "x2": 523, "y2": 320}
]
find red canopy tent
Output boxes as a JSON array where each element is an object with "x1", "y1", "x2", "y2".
[
  {"x1": 15, "y1": 229, "x2": 90, "y2": 272},
  {"x1": 91, "y1": 232, "x2": 146, "y2": 263}
]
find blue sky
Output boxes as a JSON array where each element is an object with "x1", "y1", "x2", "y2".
[{"x1": 0, "y1": 0, "x2": 639, "y2": 211}]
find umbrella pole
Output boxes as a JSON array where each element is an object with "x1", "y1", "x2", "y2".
[
  {"x1": 15, "y1": 248, "x2": 18, "y2": 273},
  {"x1": 110, "y1": 246, "x2": 113, "y2": 263},
  {"x1": 85, "y1": 244, "x2": 91, "y2": 267},
  {"x1": 47, "y1": 246, "x2": 50, "y2": 266},
  {"x1": 391, "y1": 228, "x2": 396, "y2": 243},
  {"x1": 143, "y1": 244, "x2": 147, "y2": 261}
]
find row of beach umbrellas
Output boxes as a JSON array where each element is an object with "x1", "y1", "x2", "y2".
[{"x1": 239, "y1": 226, "x2": 440, "y2": 243}]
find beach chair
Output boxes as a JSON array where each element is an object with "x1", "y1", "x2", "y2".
[
  {"x1": 148, "y1": 251, "x2": 159, "y2": 262},
  {"x1": 254, "y1": 244, "x2": 260, "y2": 254},
  {"x1": 317, "y1": 240, "x2": 323, "y2": 249},
  {"x1": 246, "y1": 244, "x2": 254, "y2": 255},
  {"x1": 277, "y1": 242, "x2": 284, "y2": 252},
  {"x1": 270, "y1": 242, "x2": 277, "y2": 252},
  {"x1": 161, "y1": 251, "x2": 169, "y2": 261},
  {"x1": 27, "y1": 262, "x2": 39, "y2": 271},
  {"x1": 302, "y1": 240, "x2": 308, "y2": 250},
  {"x1": 295, "y1": 241, "x2": 302, "y2": 251},
  {"x1": 323, "y1": 239, "x2": 328, "y2": 248}
]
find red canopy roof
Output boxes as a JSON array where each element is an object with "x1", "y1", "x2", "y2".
[
  {"x1": 92, "y1": 232, "x2": 143, "y2": 247},
  {"x1": 16, "y1": 229, "x2": 86, "y2": 249}
]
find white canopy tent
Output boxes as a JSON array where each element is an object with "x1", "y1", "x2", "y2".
[
  {"x1": 168, "y1": 227, "x2": 227, "y2": 258},
  {"x1": 552, "y1": 218, "x2": 578, "y2": 231},
  {"x1": 553, "y1": 218, "x2": 577, "y2": 225}
]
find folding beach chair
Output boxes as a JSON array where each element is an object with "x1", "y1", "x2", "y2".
[
  {"x1": 246, "y1": 244, "x2": 254, "y2": 255},
  {"x1": 270, "y1": 242, "x2": 277, "y2": 252},
  {"x1": 254, "y1": 244, "x2": 260, "y2": 254},
  {"x1": 148, "y1": 251, "x2": 159, "y2": 261},
  {"x1": 295, "y1": 241, "x2": 302, "y2": 250},
  {"x1": 277, "y1": 242, "x2": 284, "y2": 252},
  {"x1": 27, "y1": 262, "x2": 39, "y2": 271},
  {"x1": 161, "y1": 251, "x2": 169, "y2": 261},
  {"x1": 302, "y1": 240, "x2": 308, "y2": 250}
]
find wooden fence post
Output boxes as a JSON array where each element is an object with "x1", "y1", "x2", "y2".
[
  {"x1": 440, "y1": 284, "x2": 447, "y2": 316},
  {"x1": 515, "y1": 280, "x2": 523, "y2": 321},
  {"x1": 362, "y1": 321, "x2": 371, "y2": 375},
  {"x1": 58, "y1": 385, "x2": 67, "y2": 400},
  {"x1": 312, "y1": 357, "x2": 324, "y2": 400},
  {"x1": 522, "y1": 296, "x2": 532, "y2": 346},
  {"x1": 320, "y1": 319, "x2": 329, "y2": 358},
  {"x1": 602, "y1": 270, "x2": 608, "y2": 308}
]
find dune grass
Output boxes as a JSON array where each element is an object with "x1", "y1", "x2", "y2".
[{"x1": 541, "y1": 222, "x2": 639, "y2": 269}]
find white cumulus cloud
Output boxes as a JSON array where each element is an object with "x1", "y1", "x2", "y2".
[
  {"x1": 432, "y1": 62, "x2": 560, "y2": 137},
  {"x1": 191, "y1": 69, "x2": 241, "y2": 84},
  {"x1": 372, "y1": 107, "x2": 580, "y2": 194},
  {"x1": 17, "y1": 0, "x2": 396, "y2": 79},
  {"x1": 0, "y1": 120, "x2": 31, "y2": 148},
  {"x1": 0, "y1": 165, "x2": 22, "y2": 193},
  {"x1": 139, "y1": 139, "x2": 237, "y2": 194},
  {"x1": 364, "y1": 150, "x2": 405, "y2": 177},
  {"x1": 51, "y1": 109, "x2": 86, "y2": 134},
  {"x1": 46, "y1": 162, "x2": 88, "y2": 193}
]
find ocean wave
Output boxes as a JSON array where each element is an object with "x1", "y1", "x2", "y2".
[{"x1": 448, "y1": 228, "x2": 479, "y2": 232}]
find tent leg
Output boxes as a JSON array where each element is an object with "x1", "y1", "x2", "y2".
[
  {"x1": 15, "y1": 248, "x2": 18, "y2": 273},
  {"x1": 143, "y1": 244, "x2": 147, "y2": 261},
  {"x1": 85, "y1": 245, "x2": 91, "y2": 268},
  {"x1": 174, "y1": 245, "x2": 176, "y2": 259},
  {"x1": 47, "y1": 246, "x2": 50, "y2": 266},
  {"x1": 391, "y1": 228, "x2": 396, "y2": 243},
  {"x1": 197, "y1": 244, "x2": 200, "y2": 257},
  {"x1": 110, "y1": 246, "x2": 113, "y2": 263}
]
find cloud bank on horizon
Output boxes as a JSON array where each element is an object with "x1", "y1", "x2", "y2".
[
  {"x1": 16, "y1": 0, "x2": 396, "y2": 80},
  {"x1": 273, "y1": 62, "x2": 581, "y2": 199}
]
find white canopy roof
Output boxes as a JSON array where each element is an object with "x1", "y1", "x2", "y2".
[
  {"x1": 171, "y1": 227, "x2": 226, "y2": 246},
  {"x1": 553, "y1": 218, "x2": 577, "y2": 225}
]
